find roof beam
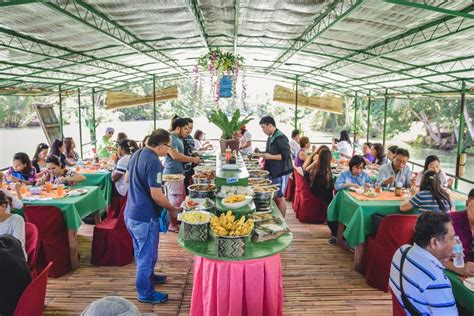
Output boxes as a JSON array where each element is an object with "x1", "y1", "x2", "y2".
[
  {"x1": 0, "y1": 0, "x2": 49, "y2": 7},
  {"x1": 186, "y1": 0, "x2": 210, "y2": 50},
  {"x1": 233, "y1": 0, "x2": 240, "y2": 55},
  {"x1": 385, "y1": 0, "x2": 474, "y2": 20},
  {"x1": 266, "y1": 0, "x2": 364, "y2": 74},
  {"x1": 300, "y1": 4, "x2": 474, "y2": 79},
  {"x1": 45, "y1": 0, "x2": 187, "y2": 75}
]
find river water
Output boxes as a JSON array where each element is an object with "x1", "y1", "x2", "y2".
[{"x1": 1, "y1": 118, "x2": 472, "y2": 193}]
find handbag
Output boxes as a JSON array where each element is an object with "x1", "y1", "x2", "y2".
[
  {"x1": 399, "y1": 246, "x2": 422, "y2": 316},
  {"x1": 133, "y1": 149, "x2": 169, "y2": 233},
  {"x1": 371, "y1": 213, "x2": 386, "y2": 237}
]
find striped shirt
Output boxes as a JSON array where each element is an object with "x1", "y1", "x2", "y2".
[
  {"x1": 389, "y1": 244, "x2": 457, "y2": 316},
  {"x1": 114, "y1": 154, "x2": 130, "y2": 196},
  {"x1": 410, "y1": 190, "x2": 451, "y2": 213}
]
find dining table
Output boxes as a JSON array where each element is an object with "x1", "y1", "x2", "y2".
[
  {"x1": 445, "y1": 270, "x2": 474, "y2": 314},
  {"x1": 77, "y1": 168, "x2": 113, "y2": 204},
  {"x1": 327, "y1": 189, "x2": 466, "y2": 270}
]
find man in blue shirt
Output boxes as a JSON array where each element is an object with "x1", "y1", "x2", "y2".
[
  {"x1": 164, "y1": 118, "x2": 202, "y2": 231},
  {"x1": 390, "y1": 212, "x2": 458, "y2": 315},
  {"x1": 376, "y1": 148, "x2": 412, "y2": 189},
  {"x1": 125, "y1": 129, "x2": 182, "y2": 304}
]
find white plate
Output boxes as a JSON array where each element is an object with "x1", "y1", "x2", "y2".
[
  {"x1": 222, "y1": 164, "x2": 241, "y2": 170},
  {"x1": 68, "y1": 188, "x2": 88, "y2": 197},
  {"x1": 221, "y1": 195, "x2": 253, "y2": 209},
  {"x1": 181, "y1": 198, "x2": 215, "y2": 210}
]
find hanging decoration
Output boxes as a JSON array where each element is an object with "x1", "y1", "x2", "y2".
[{"x1": 196, "y1": 48, "x2": 244, "y2": 102}]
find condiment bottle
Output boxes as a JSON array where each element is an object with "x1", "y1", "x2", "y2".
[
  {"x1": 225, "y1": 146, "x2": 231, "y2": 164},
  {"x1": 394, "y1": 183, "x2": 403, "y2": 197}
]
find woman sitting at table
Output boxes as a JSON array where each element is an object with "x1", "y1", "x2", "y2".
[
  {"x1": 367, "y1": 143, "x2": 387, "y2": 169},
  {"x1": 112, "y1": 139, "x2": 138, "y2": 197},
  {"x1": 4, "y1": 152, "x2": 37, "y2": 185},
  {"x1": 303, "y1": 145, "x2": 330, "y2": 170},
  {"x1": 64, "y1": 137, "x2": 80, "y2": 162},
  {"x1": 295, "y1": 136, "x2": 310, "y2": 168},
  {"x1": 49, "y1": 139, "x2": 74, "y2": 168},
  {"x1": 362, "y1": 142, "x2": 375, "y2": 164},
  {"x1": 332, "y1": 130, "x2": 353, "y2": 159},
  {"x1": 0, "y1": 191, "x2": 26, "y2": 258},
  {"x1": 414, "y1": 155, "x2": 453, "y2": 189},
  {"x1": 386, "y1": 145, "x2": 398, "y2": 162},
  {"x1": 0, "y1": 173, "x2": 23, "y2": 211},
  {"x1": 31, "y1": 143, "x2": 49, "y2": 176},
  {"x1": 193, "y1": 130, "x2": 212, "y2": 151},
  {"x1": 37, "y1": 155, "x2": 85, "y2": 186},
  {"x1": 400, "y1": 170, "x2": 452, "y2": 213},
  {"x1": 335, "y1": 155, "x2": 372, "y2": 191}
]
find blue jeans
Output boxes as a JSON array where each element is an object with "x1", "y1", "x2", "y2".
[{"x1": 125, "y1": 216, "x2": 160, "y2": 299}]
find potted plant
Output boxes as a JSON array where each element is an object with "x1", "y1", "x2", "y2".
[
  {"x1": 197, "y1": 48, "x2": 244, "y2": 99},
  {"x1": 209, "y1": 108, "x2": 252, "y2": 153}
]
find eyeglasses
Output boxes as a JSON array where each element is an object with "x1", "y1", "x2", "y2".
[{"x1": 161, "y1": 143, "x2": 171, "y2": 148}]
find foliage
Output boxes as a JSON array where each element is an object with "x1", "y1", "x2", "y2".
[
  {"x1": 208, "y1": 109, "x2": 253, "y2": 139},
  {"x1": 198, "y1": 48, "x2": 244, "y2": 74},
  {"x1": 0, "y1": 96, "x2": 35, "y2": 128}
]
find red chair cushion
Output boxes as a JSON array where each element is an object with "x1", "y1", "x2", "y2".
[
  {"x1": 363, "y1": 214, "x2": 418, "y2": 292},
  {"x1": 107, "y1": 194, "x2": 127, "y2": 218},
  {"x1": 292, "y1": 171, "x2": 301, "y2": 217},
  {"x1": 293, "y1": 172, "x2": 328, "y2": 223},
  {"x1": 390, "y1": 289, "x2": 406, "y2": 316},
  {"x1": 24, "y1": 206, "x2": 71, "y2": 278},
  {"x1": 14, "y1": 262, "x2": 53, "y2": 316},
  {"x1": 25, "y1": 222, "x2": 40, "y2": 278},
  {"x1": 91, "y1": 204, "x2": 133, "y2": 266},
  {"x1": 284, "y1": 176, "x2": 294, "y2": 202}
]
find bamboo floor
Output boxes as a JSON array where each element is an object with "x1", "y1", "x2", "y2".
[{"x1": 44, "y1": 203, "x2": 391, "y2": 315}]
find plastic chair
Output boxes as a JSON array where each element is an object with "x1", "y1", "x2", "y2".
[
  {"x1": 362, "y1": 214, "x2": 418, "y2": 292},
  {"x1": 14, "y1": 261, "x2": 53, "y2": 316},
  {"x1": 390, "y1": 289, "x2": 406, "y2": 316},
  {"x1": 91, "y1": 203, "x2": 133, "y2": 266},
  {"x1": 293, "y1": 172, "x2": 328, "y2": 223},
  {"x1": 25, "y1": 222, "x2": 40, "y2": 278},
  {"x1": 24, "y1": 206, "x2": 71, "y2": 278}
]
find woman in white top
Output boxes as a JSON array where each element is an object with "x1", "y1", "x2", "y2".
[
  {"x1": 414, "y1": 155, "x2": 453, "y2": 188},
  {"x1": 112, "y1": 139, "x2": 138, "y2": 196},
  {"x1": 332, "y1": 130, "x2": 353, "y2": 159},
  {"x1": 0, "y1": 191, "x2": 26, "y2": 259},
  {"x1": 193, "y1": 130, "x2": 212, "y2": 151}
]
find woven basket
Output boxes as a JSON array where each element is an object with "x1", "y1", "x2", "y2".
[
  {"x1": 183, "y1": 222, "x2": 209, "y2": 242},
  {"x1": 216, "y1": 235, "x2": 248, "y2": 258}
]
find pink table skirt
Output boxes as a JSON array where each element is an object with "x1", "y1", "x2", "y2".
[{"x1": 190, "y1": 254, "x2": 283, "y2": 316}]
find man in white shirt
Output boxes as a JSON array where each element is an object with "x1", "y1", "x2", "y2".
[
  {"x1": 390, "y1": 212, "x2": 458, "y2": 315},
  {"x1": 239, "y1": 125, "x2": 253, "y2": 155},
  {"x1": 289, "y1": 129, "x2": 300, "y2": 159}
]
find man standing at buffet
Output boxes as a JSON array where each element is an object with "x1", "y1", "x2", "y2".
[{"x1": 259, "y1": 116, "x2": 293, "y2": 217}]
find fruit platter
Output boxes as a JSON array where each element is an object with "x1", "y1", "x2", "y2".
[
  {"x1": 221, "y1": 194, "x2": 253, "y2": 209},
  {"x1": 210, "y1": 211, "x2": 254, "y2": 237}
]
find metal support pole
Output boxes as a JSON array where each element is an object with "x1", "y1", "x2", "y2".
[
  {"x1": 366, "y1": 91, "x2": 372, "y2": 143},
  {"x1": 353, "y1": 92, "x2": 358, "y2": 144},
  {"x1": 455, "y1": 80, "x2": 466, "y2": 189},
  {"x1": 59, "y1": 84, "x2": 63, "y2": 139},
  {"x1": 153, "y1": 75, "x2": 157, "y2": 130},
  {"x1": 295, "y1": 77, "x2": 299, "y2": 129},
  {"x1": 382, "y1": 89, "x2": 388, "y2": 148},
  {"x1": 77, "y1": 88, "x2": 83, "y2": 158},
  {"x1": 92, "y1": 88, "x2": 97, "y2": 152}
]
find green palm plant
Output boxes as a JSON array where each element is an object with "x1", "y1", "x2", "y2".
[{"x1": 208, "y1": 109, "x2": 252, "y2": 140}]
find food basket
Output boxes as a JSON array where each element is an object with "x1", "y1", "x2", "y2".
[
  {"x1": 178, "y1": 211, "x2": 213, "y2": 242},
  {"x1": 216, "y1": 234, "x2": 250, "y2": 258},
  {"x1": 253, "y1": 191, "x2": 274, "y2": 212},
  {"x1": 188, "y1": 184, "x2": 216, "y2": 199},
  {"x1": 192, "y1": 173, "x2": 215, "y2": 185}
]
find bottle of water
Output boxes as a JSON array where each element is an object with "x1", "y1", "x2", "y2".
[{"x1": 453, "y1": 235, "x2": 465, "y2": 268}]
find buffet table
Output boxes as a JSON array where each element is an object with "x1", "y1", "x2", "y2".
[{"x1": 177, "y1": 153, "x2": 293, "y2": 316}]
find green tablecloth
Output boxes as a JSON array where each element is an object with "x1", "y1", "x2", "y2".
[
  {"x1": 177, "y1": 203, "x2": 293, "y2": 261},
  {"x1": 445, "y1": 270, "x2": 474, "y2": 314},
  {"x1": 327, "y1": 190, "x2": 466, "y2": 248},
  {"x1": 215, "y1": 157, "x2": 249, "y2": 188},
  {"x1": 77, "y1": 171, "x2": 112, "y2": 204},
  {"x1": 18, "y1": 186, "x2": 107, "y2": 230}
]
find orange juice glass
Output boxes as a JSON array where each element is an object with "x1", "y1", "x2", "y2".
[
  {"x1": 76, "y1": 165, "x2": 81, "y2": 172},
  {"x1": 45, "y1": 182, "x2": 52, "y2": 193},
  {"x1": 57, "y1": 184, "x2": 65, "y2": 197},
  {"x1": 20, "y1": 185, "x2": 28, "y2": 195}
]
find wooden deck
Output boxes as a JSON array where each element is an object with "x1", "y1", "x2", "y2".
[{"x1": 44, "y1": 204, "x2": 392, "y2": 315}]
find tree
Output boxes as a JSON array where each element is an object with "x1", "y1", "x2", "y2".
[{"x1": 0, "y1": 96, "x2": 36, "y2": 128}]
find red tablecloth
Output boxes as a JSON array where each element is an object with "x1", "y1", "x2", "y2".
[{"x1": 190, "y1": 254, "x2": 283, "y2": 316}]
